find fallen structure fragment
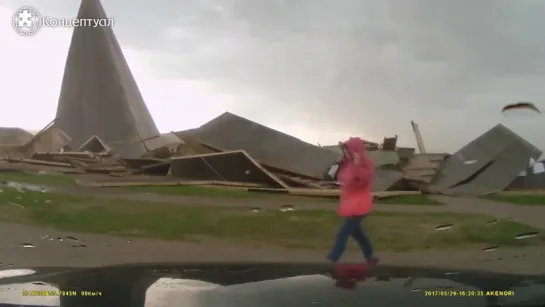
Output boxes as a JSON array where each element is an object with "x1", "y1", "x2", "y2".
[
  {"x1": 170, "y1": 151, "x2": 290, "y2": 189},
  {"x1": 78, "y1": 135, "x2": 111, "y2": 153},
  {"x1": 508, "y1": 158, "x2": 545, "y2": 190},
  {"x1": 429, "y1": 124, "x2": 542, "y2": 195},
  {"x1": 176, "y1": 112, "x2": 338, "y2": 179},
  {"x1": 403, "y1": 153, "x2": 449, "y2": 189}
]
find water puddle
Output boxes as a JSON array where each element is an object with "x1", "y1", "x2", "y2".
[
  {"x1": 515, "y1": 232, "x2": 539, "y2": 240},
  {"x1": 445, "y1": 271, "x2": 461, "y2": 276},
  {"x1": 279, "y1": 205, "x2": 295, "y2": 212},
  {"x1": 21, "y1": 243, "x2": 34, "y2": 248},
  {"x1": 434, "y1": 224, "x2": 453, "y2": 231},
  {"x1": 403, "y1": 277, "x2": 416, "y2": 288},
  {"x1": 250, "y1": 207, "x2": 262, "y2": 213},
  {"x1": 66, "y1": 236, "x2": 78, "y2": 242}
]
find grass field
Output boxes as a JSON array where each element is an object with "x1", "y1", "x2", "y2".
[
  {"x1": 0, "y1": 187, "x2": 541, "y2": 251},
  {"x1": 0, "y1": 171, "x2": 442, "y2": 204},
  {"x1": 125, "y1": 185, "x2": 269, "y2": 198},
  {"x1": 485, "y1": 195, "x2": 545, "y2": 206},
  {"x1": 0, "y1": 172, "x2": 77, "y2": 185},
  {"x1": 375, "y1": 194, "x2": 441, "y2": 205}
]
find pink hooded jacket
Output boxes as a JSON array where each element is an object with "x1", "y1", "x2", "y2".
[{"x1": 337, "y1": 137, "x2": 375, "y2": 217}]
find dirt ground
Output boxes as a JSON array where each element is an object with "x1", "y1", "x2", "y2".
[{"x1": 1, "y1": 221, "x2": 544, "y2": 274}]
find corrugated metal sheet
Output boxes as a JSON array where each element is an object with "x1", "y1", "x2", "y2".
[
  {"x1": 446, "y1": 142, "x2": 541, "y2": 195},
  {"x1": 323, "y1": 146, "x2": 399, "y2": 167},
  {"x1": 54, "y1": 0, "x2": 160, "y2": 157},
  {"x1": 430, "y1": 124, "x2": 536, "y2": 190},
  {"x1": 143, "y1": 133, "x2": 183, "y2": 151},
  {"x1": 373, "y1": 169, "x2": 403, "y2": 191},
  {"x1": 184, "y1": 112, "x2": 339, "y2": 178}
]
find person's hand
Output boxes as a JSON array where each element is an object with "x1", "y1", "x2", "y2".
[{"x1": 352, "y1": 152, "x2": 361, "y2": 165}]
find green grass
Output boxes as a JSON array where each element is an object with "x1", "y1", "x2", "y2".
[
  {"x1": 0, "y1": 172, "x2": 76, "y2": 186},
  {"x1": 0, "y1": 187, "x2": 541, "y2": 251},
  {"x1": 485, "y1": 195, "x2": 545, "y2": 206},
  {"x1": 0, "y1": 172, "x2": 442, "y2": 205},
  {"x1": 376, "y1": 194, "x2": 442, "y2": 205},
  {"x1": 123, "y1": 185, "x2": 264, "y2": 198}
]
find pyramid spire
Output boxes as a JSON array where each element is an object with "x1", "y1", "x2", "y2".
[{"x1": 55, "y1": 0, "x2": 160, "y2": 157}]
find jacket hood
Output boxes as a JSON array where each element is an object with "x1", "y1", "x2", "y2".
[{"x1": 343, "y1": 137, "x2": 366, "y2": 155}]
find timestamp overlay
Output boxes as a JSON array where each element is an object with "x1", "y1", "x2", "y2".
[
  {"x1": 22, "y1": 290, "x2": 103, "y2": 297},
  {"x1": 424, "y1": 290, "x2": 515, "y2": 297}
]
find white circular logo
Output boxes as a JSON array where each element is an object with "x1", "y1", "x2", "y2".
[{"x1": 12, "y1": 6, "x2": 42, "y2": 37}]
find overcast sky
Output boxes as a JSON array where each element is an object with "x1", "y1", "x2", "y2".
[{"x1": 1, "y1": 0, "x2": 544, "y2": 153}]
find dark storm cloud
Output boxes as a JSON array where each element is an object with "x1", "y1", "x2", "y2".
[{"x1": 4, "y1": 0, "x2": 545, "y2": 151}]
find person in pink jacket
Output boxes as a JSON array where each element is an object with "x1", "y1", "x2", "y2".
[{"x1": 327, "y1": 137, "x2": 380, "y2": 266}]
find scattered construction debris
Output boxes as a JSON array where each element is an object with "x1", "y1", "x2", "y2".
[{"x1": 2, "y1": 114, "x2": 542, "y2": 199}]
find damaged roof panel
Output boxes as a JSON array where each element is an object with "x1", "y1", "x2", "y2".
[
  {"x1": 430, "y1": 124, "x2": 536, "y2": 191},
  {"x1": 185, "y1": 112, "x2": 338, "y2": 178},
  {"x1": 446, "y1": 140, "x2": 542, "y2": 195}
]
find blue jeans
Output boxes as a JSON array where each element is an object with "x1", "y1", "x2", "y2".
[{"x1": 327, "y1": 215, "x2": 373, "y2": 262}]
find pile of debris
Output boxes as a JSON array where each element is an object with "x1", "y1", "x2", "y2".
[
  {"x1": 1, "y1": 112, "x2": 542, "y2": 199},
  {"x1": 0, "y1": 113, "x2": 423, "y2": 199}
]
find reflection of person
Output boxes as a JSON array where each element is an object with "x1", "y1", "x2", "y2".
[{"x1": 327, "y1": 137, "x2": 379, "y2": 266}]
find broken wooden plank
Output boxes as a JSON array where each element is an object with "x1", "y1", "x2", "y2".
[
  {"x1": 6, "y1": 158, "x2": 72, "y2": 167},
  {"x1": 275, "y1": 174, "x2": 325, "y2": 189},
  {"x1": 246, "y1": 188, "x2": 421, "y2": 199},
  {"x1": 76, "y1": 179, "x2": 264, "y2": 188}
]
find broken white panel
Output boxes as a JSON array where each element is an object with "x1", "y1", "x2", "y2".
[
  {"x1": 532, "y1": 162, "x2": 545, "y2": 174},
  {"x1": 327, "y1": 164, "x2": 339, "y2": 179}
]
